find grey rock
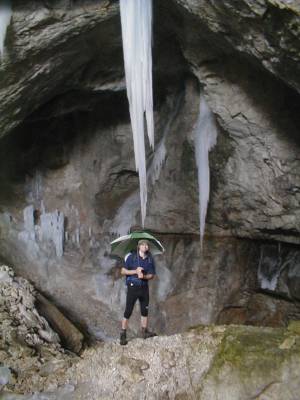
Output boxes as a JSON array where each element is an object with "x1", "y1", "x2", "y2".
[
  {"x1": 0, "y1": 366, "x2": 12, "y2": 386},
  {"x1": 0, "y1": 270, "x2": 12, "y2": 283}
]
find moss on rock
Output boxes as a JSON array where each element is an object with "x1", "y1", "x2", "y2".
[
  {"x1": 287, "y1": 320, "x2": 300, "y2": 335},
  {"x1": 199, "y1": 325, "x2": 300, "y2": 399}
]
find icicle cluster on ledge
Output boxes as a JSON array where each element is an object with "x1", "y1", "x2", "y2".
[{"x1": 120, "y1": 0, "x2": 154, "y2": 227}]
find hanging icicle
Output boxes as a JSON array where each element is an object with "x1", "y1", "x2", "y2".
[
  {"x1": 194, "y1": 95, "x2": 218, "y2": 249},
  {"x1": 0, "y1": 0, "x2": 12, "y2": 58},
  {"x1": 120, "y1": 0, "x2": 154, "y2": 226}
]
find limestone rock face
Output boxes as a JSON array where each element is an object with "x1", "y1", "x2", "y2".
[
  {"x1": 0, "y1": 0, "x2": 121, "y2": 138},
  {"x1": 174, "y1": 0, "x2": 300, "y2": 93},
  {"x1": 0, "y1": 0, "x2": 299, "y2": 336}
]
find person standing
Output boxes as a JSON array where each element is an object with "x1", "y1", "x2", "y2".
[{"x1": 120, "y1": 239, "x2": 156, "y2": 345}]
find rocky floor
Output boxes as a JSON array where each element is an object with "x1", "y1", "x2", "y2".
[
  {"x1": 62, "y1": 324, "x2": 300, "y2": 400},
  {"x1": 2, "y1": 326, "x2": 300, "y2": 399},
  {"x1": 1, "y1": 265, "x2": 300, "y2": 400}
]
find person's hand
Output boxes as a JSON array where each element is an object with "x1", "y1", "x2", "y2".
[{"x1": 136, "y1": 267, "x2": 144, "y2": 279}]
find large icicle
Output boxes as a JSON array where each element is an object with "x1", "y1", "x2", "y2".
[
  {"x1": 194, "y1": 95, "x2": 218, "y2": 248},
  {"x1": 110, "y1": 96, "x2": 183, "y2": 237},
  {"x1": 0, "y1": 1, "x2": 12, "y2": 57},
  {"x1": 120, "y1": 0, "x2": 154, "y2": 226}
]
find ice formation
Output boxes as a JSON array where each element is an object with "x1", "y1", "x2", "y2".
[
  {"x1": 110, "y1": 191, "x2": 140, "y2": 236},
  {"x1": 120, "y1": 0, "x2": 154, "y2": 226},
  {"x1": 194, "y1": 95, "x2": 218, "y2": 248},
  {"x1": 24, "y1": 205, "x2": 35, "y2": 235},
  {"x1": 40, "y1": 210, "x2": 64, "y2": 258},
  {"x1": 110, "y1": 95, "x2": 183, "y2": 237},
  {"x1": 258, "y1": 266, "x2": 280, "y2": 291},
  {"x1": 257, "y1": 243, "x2": 289, "y2": 291},
  {"x1": 0, "y1": 1, "x2": 12, "y2": 57},
  {"x1": 20, "y1": 205, "x2": 65, "y2": 258}
]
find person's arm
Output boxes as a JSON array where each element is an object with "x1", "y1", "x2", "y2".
[
  {"x1": 122, "y1": 253, "x2": 138, "y2": 276},
  {"x1": 121, "y1": 266, "x2": 143, "y2": 276},
  {"x1": 142, "y1": 256, "x2": 156, "y2": 280},
  {"x1": 142, "y1": 273, "x2": 154, "y2": 280}
]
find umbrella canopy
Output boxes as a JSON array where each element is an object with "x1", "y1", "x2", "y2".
[{"x1": 110, "y1": 231, "x2": 164, "y2": 258}]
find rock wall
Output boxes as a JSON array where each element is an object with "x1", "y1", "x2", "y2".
[
  {"x1": 0, "y1": 0, "x2": 299, "y2": 336},
  {"x1": 170, "y1": 0, "x2": 300, "y2": 244}
]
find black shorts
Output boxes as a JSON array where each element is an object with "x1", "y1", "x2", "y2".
[{"x1": 124, "y1": 284, "x2": 149, "y2": 319}]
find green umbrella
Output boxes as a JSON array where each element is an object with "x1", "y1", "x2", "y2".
[{"x1": 110, "y1": 231, "x2": 164, "y2": 258}]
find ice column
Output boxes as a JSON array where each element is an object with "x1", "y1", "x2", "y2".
[
  {"x1": 257, "y1": 244, "x2": 283, "y2": 291},
  {"x1": 0, "y1": 1, "x2": 12, "y2": 57},
  {"x1": 40, "y1": 210, "x2": 64, "y2": 258},
  {"x1": 23, "y1": 205, "x2": 35, "y2": 238},
  {"x1": 120, "y1": 0, "x2": 154, "y2": 226},
  {"x1": 194, "y1": 95, "x2": 218, "y2": 248},
  {"x1": 110, "y1": 95, "x2": 183, "y2": 237}
]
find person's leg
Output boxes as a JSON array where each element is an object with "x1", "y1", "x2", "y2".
[
  {"x1": 139, "y1": 286, "x2": 149, "y2": 325},
  {"x1": 141, "y1": 316, "x2": 148, "y2": 329},
  {"x1": 121, "y1": 318, "x2": 128, "y2": 330},
  {"x1": 120, "y1": 286, "x2": 137, "y2": 345},
  {"x1": 139, "y1": 286, "x2": 156, "y2": 339}
]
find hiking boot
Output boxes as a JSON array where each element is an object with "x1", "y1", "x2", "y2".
[
  {"x1": 141, "y1": 327, "x2": 157, "y2": 339},
  {"x1": 120, "y1": 330, "x2": 128, "y2": 345}
]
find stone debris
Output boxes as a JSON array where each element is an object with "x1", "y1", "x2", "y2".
[{"x1": 0, "y1": 265, "x2": 78, "y2": 395}]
